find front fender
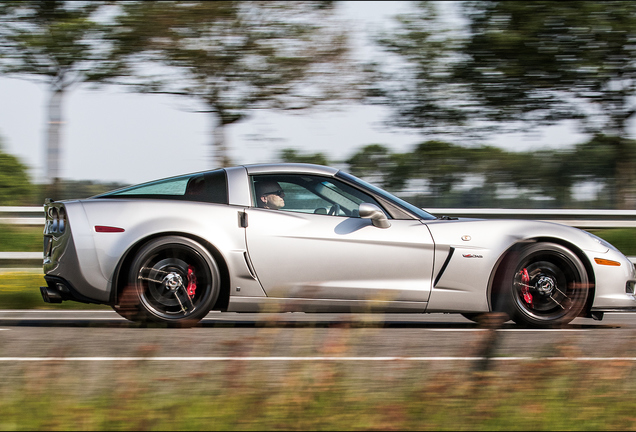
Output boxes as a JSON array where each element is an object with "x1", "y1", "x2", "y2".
[{"x1": 424, "y1": 218, "x2": 609, "y2": 313}]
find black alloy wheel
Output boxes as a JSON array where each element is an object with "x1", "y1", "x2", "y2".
[
  {"x1": 128, "y1": 236, "x2": 220, "y2": 327},
  {"x1": 498, "y1": 242, "x2": 589, "y2": 328}
]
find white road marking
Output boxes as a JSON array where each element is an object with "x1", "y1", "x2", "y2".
[
  {"x1": 0, "y1": 310, "x2": 116, "y2": 313},
  {"x1": 428, "y1": 328, "x2": 590, "y2": 332},
  {"x1": 0, "y1": 317, "x2": 594, "y2": 329},
  {"x1": 0, "y1": 356, "x2": 632, "y2": 362}
]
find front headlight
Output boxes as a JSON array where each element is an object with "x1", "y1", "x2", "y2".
[{"x1": 585, "y1": 231, "x2": 620, "y2": 252}]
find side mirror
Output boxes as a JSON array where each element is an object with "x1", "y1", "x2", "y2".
[{"x1": 359, "y1": 203, "x2": 391, "y2": 229}]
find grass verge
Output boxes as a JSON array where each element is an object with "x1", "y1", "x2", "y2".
[
  {"x1": 0, "y1": 224, "x2": 43, "y2": 252},
  {"x1": 0, "y1": 349, "x2": 635, "y2": 430},
  {"x1": 587, "y1": 228, "x2": 636, "y2": 256},
  {"x1": 0, "y1": 271, "x2": 109, "y2": 310}
]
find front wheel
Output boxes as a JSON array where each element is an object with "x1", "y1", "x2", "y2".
[
  {"x1": 125, "y1": 236, "x2": 220, "y2": 327},
  {"x1": 496, "y1": 243, "x2": 589, "y2": 328}
]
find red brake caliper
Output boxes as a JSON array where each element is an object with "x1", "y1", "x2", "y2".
[
  {"x1": 187, "y1": 265, "x2": 197, "y2": 297},
  {"x1": 520, "y1": 268, "x2": 533, "y2": 305}
]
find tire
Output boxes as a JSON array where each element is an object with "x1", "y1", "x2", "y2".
[
  {"x1": 461, "y1": 313, "x2": 483, "y2": 323},
  {"x1": 111, "y1": 304, "x2": 137, "y2": 322},
  {"x1": 495, "y1": 242, "x2": 589, "y2": 328},
  {"x1": 125, "y1": 236, "x2": 220, "y2": 327},
  {"x1": 461, "y1": 312, "x2": 510, "y2": 326}
]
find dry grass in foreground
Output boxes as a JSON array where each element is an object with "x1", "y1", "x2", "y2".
[{"x1": 1, "y1": 349, "x2": 636, "y2": 430}]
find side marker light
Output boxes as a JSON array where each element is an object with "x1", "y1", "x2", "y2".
[
  {"x1": 95, "y1": 226, "x2": 125, "y2": 233},
  {"x1": 594, "y1": 258, "x2": 621, "y2": 267}
]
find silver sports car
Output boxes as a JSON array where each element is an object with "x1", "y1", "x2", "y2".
[{"x1": 41, "y1": 163, "x2": 636, "y2": 327}]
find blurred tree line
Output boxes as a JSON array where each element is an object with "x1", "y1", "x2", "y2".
[
  {"x1": 369, "y1": 1, "x2": 636, "y2": 209},
  {"x1": 0, "y1": 0, "x2": 354, "y2": 199},
  {"x1": 2, "y1": 1, "x2": 636, "y2": 209},
  {"x1": 0, "y1": 134, "x2": 622, "y2": 208},
  {"x1": 280, "y1": 134, "x2": 628, "y2": 209},
  {"x1": 0, "y1": 138, "x2": 32, "y2": 206}
]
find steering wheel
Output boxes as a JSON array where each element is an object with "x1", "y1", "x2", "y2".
[{"x1": 328, "y1": 204, "x2": 341, "y2": 216}]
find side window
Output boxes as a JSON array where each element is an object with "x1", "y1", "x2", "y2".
[
  {"x1": 97, "y1": 170, "x2": 228, "y2": 204},
  {"x1": 251, "y1": 174, "x2": 386, "y2": 217}
]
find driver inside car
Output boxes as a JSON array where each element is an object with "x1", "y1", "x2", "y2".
[{"x1": 255, "y1": 180, "x2": 286, "y2": 210}]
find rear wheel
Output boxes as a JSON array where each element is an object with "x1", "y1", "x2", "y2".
[
  {"x1": 496, "y1": 243, "x2": 589, "y2": 328},
  {"x1": 124, "y1": 236, "x2": 220, "y2": 327}
]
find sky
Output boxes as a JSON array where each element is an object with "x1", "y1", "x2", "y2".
[{"x1": 0, "y1": 1, "x2": 589, "y2": 186}]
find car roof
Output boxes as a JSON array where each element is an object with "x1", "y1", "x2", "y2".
[{"x1": 242, "y1": 163, "x2": 339, "y2": 176}]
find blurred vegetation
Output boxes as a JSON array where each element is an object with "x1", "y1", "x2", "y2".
[
  {"x1": 2, "y1": 1, "x2": 636, "y2": 210},
  {"x1": 107, "y1": 1, "x2": 358, "y2": 169},
  {"x1": 0, "y1": 1, "x2": 359, "y2": 193},
  {"x1": 1, "y1": 333, "x2": 636, "y2": 429},
  {"x1": 588, "y1": 228, "x2": 636, "y2": 257},
  {"x1": 371, "y1": 1, "x2": 636, "y2": 210},
  {"x1": 0, "y1": 225, "x2": 42, "y2": 252},
  {"x1": 281, "y1": 136, "x2": 629, "y2": 209},
  {"x1": 278, "y1": 148, "x2": 331, "y2": 166},
  {"x1": 0, "y1": 135, "x2": 630, "y2": 209},
  {"x1": 0, "y1": 1, "x2": 126, "y2": 198},
  {"x1": 0, "y1": 142, "x2": 33, "y2": 206},
  {"x1": 0, "y1": 271, "x2": 108, "y2": 310},
  {"x1": 36, "y1": 179, "x2": 129, "y2": 203}
]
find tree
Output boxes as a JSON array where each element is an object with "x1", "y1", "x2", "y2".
[
  {"x1": 373, "y1": 1, "x2": 636, "y2": 208},
  {"x1": 0, "y1": 138, "x2": 33, "y2": 206},
  {"x1": 456, "y1": 1, "x2": 636, "y2": 208},
  {"x1": 570, "y1": 135, "x2": 636, "y2": 207},
  {"x1": 346, "y1": 142, "x2": 580, "y2": 208},
  {"x1": 345, "y1": 144, "x2": 395, "y2": 188},
  {"x1": 0, "y1": 1, "x2": 117, "y2": 198},
  {"x1": 109, "y1": 1, "x2": 358, "y2": 168},
  {"x1": 368, "y1": 2, "x2": 478, "y2": 136},
  {"x1": 278, "y1": 148, "x2": 329, "y2": 166},
  {"x1": 408, "y1": 140, "x2": 472, "y2": 203}
]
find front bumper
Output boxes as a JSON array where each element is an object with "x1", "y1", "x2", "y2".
[{"x1": 589, "y1": 248, "x2": 636, "y2": 311}]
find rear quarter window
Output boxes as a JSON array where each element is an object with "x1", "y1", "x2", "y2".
[{"x1": 95, "y1": 170, "x2": 228, "y2": 204}]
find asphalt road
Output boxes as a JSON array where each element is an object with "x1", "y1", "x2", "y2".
[{"x1": 1, "y1": 310, "x2": 635, "y2": 361}]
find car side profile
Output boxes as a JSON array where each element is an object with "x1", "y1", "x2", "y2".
[{"x1": 41, "y1": 163, "x2": 636, "y2": 327}]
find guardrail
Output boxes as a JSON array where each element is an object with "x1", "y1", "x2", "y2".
[
  {"x1": 3, "y1": 206, "x2": 636, "y2": 228},
  {"x1": 428, "y1": 208, "x2": 636, "y2": 228},
  {"x1": 0, "y1": 206, "x2": 45, "y2": 225},
  {"x1": 2, "y1": 206, "x2": 636, "y2": 267}
]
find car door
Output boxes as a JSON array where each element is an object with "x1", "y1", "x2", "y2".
[{"x1": 244, "y1": 173, "x2": 435, "y2": 305}]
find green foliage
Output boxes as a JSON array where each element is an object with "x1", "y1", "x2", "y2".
[
  {"x1": 54, "y1": 179, "x2": 129, "y2": 200},
  {"x1": 374, "y1": 2, "x2": 636, "y2": 208},
  {"x1": 345, "y1": 144, "x2": 407, "y2": 191},
  {"x1": 343, "y1": 135, "x2": 636, "y2": 209},
  {"x1": 279, "y1": 148, "x2": 330, "y2": 166},
  {"x1": 459, "y1": 1, "x2": 636, "y2": 131},
  {"x1": 456, "y1": 2, "x2": 636, "y2": 208},
  {"x1": 110, "y1": 1, "x2": 358, "y2": 167},
  {"x1": 0, "y1": 1, "x2": 115, "y2": 88},
  {"x1": 0, "y1": 224, "x2": 42, "y2": 252},
  {"x1": 0, "y1": 147, "x2": 33, "y2": 206},
  {"x1": 0, "y1": 1, "x2": 130, "y2": 188},
  {"x1": 0, "y1": 271, "x2": 108, "y2": 309},
  {"x1": 370, "y1": 1, "x2": 472, "y2": 133},
  {"x1": 589, "y1": 228, "x2": 636, "y2": 256}
]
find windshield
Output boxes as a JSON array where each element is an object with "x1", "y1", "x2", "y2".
[{"x1": 336, "y1": 171, "x2": 437, "y2": 220}]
